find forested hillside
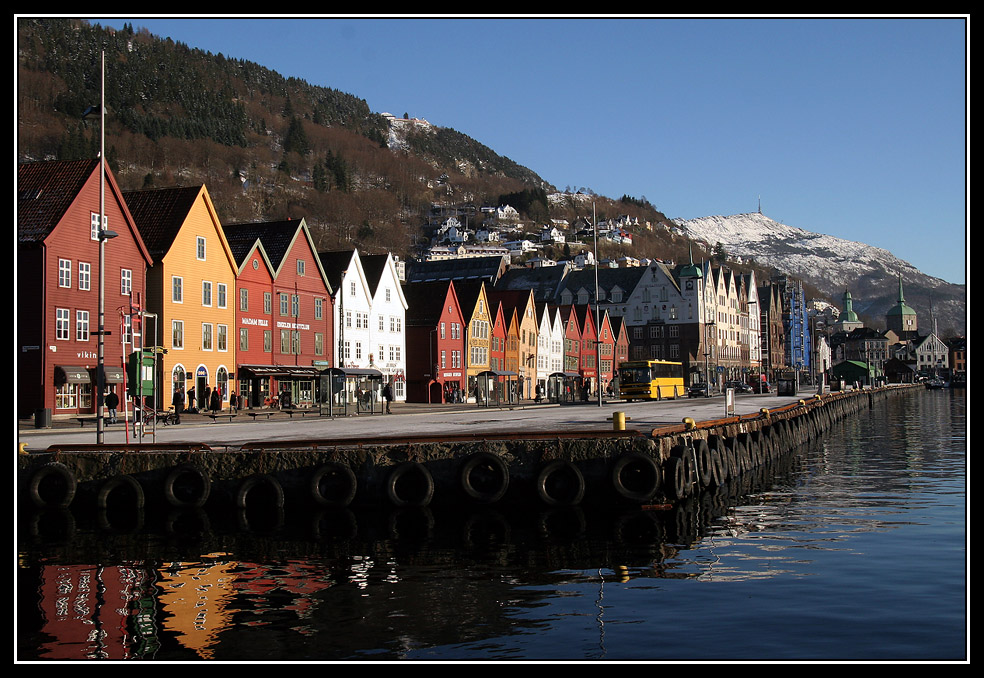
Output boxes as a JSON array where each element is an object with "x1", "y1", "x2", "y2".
[{"x1": 17, "y1": 18, "x2": 683, "y2": 263}]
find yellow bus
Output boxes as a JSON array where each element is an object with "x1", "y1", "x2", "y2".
[{"x1": 618, "y1": 360, "x2": 685, "y2": 401}]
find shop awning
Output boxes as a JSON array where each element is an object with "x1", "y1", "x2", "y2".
[
  {"x1": 99, "y1": 366, "x2": 125, "y2": 383},
  {"x1": 239, "y1": 364, "x2": 321, "y2": 379},
  {"x1": 55, "y1": 366, "x2": 91, "y2": 384}
]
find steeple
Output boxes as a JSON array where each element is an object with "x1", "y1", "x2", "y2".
[
  {"x1": 678, "y1": 241, "x2": 702, "y2": 279},
  {"x1": 885, "y1": 273, "x2": 917, "y2": 334}
]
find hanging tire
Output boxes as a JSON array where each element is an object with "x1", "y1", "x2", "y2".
[
  {"x1": 536, "y1": 460, "x2": 585, "y2": 506},
  {"x1": 663, "y1": 456, "x2": 687, "y2": 501},
  {"x1": 28, "y1": 462, "x2": 77, "y2": 509},
  {"x1": 459, "y1": 452, "x2": 510, "y2": 504},
  {"x1": 310, "y1": 462, "x2": 358, "y2": 508},
  {"x1": 709, "y1": 447, "x2": 726, "y2": 487},
  {"x1": 386, "y1": 462, "x2": 434, "y2": 508},
  {"x1": 610, "y1": 451, "x2": 661, "y2": 502},
  {"x1": 236, "y1": 473, "x2": 284, "y2": 510},
  {"x1": 97, "y1": 474, "x2": 145, "y2": 511},
  {"x1": 694, "y1": 439, "x2": 713, "y2": 488},
  {"x1": 164, "y1": 464, "x2": 211, "y2": 508}
]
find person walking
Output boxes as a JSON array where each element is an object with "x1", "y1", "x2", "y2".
[
  {"x1": 172, "y1": 386, "x2": 185, "y2": 424},
  {"x1": 209, "y1": 387, "x2": 221, "y2": 414},
  {"x1": 382, "y1": 382, "x2": 393, "y2": 414},
  {"x1": 105, "y1": 389, "x2": 119, "y2": 424}
]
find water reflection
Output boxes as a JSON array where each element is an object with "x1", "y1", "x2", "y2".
[{"x1": 18, "y1": 390, "x2": 966, "y2": 661}]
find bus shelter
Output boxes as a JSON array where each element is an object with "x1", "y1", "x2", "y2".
[
  {"x1": 548, "y1": 372, "x2": 582, "y2": 404},
  {"x1": 475, "y1": 370, "x2": 519, "y2": 408},
  {"x1": 319, "y1": 367, "x2": 384, "y2": 416}
]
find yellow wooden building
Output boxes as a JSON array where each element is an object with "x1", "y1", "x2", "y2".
[{"x1": 124, "y1": 185, "x2": 238, "y2": 411}]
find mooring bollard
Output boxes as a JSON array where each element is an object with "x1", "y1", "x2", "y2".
[{"x1": 612, "y1": 411, "x2": 626, "y2": 430}]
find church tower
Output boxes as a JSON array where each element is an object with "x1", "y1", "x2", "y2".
[
  {"x1": 834, "y1": 290, "x2": 864, "y2": 333},
  {"x1": 885, "y1": 274, "x2": 918, "y2": 336}
]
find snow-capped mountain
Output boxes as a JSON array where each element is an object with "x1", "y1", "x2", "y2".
[{"x1": 674, "y1": 212, "x2": 966, "y2": 335}]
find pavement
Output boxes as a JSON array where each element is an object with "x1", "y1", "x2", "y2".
[{"x1": 17, "y1": 388, "x2": 823, "y2": 451}]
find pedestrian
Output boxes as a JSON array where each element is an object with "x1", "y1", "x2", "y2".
[
  {"x1": 382, "y1": 382, "x2": 393, "y2": 414},
  {"x1": 187, "y1": 387, "x2": 196, "y2": 413},
  {"x1": 209, "y1": 388, "x2": 221, "y2": 414},
  {"x1": 172, "y1": 386, "x2": 185, "y2": 424},
  {"x1": 104, "y1": 389, "x2": 119, "y2": 424}
]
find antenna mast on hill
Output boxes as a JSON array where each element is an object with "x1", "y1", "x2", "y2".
[{"x1": 758, "y1": 195, "x2": 762, "y2": 214}]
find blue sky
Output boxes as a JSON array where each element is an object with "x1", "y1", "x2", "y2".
[{"x1": 87, "y1": 16, "x2": 967, "y2": 285}]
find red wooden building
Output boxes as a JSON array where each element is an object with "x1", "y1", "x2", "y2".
[
  {"x1": 402, "y1": 280, "x2": 466, "y2": 403},
  {"x1": 17, "y1": 159, "x2": 152, "y2": 420},
  {"x1": 223, "y1": 218, "x2": 333, "y2": 408}
]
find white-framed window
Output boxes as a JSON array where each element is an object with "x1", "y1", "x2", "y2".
[
  {"x1": 217, "y1": 324, "x2": 228, "y2": 351},
  {"x1": 202, "y1": 281, "x2": 212, "y2": 307},
  {"x1": 121, "y1": 268, "x2": 132, "y2": 296},
  {"x1": 58, "y1": 259, "x2": 71, "y2": 288},
  {"x1": 240, "y1": 328, "x2": 248, "y2": 351},
  {"x1": 297, "y1": 259, "x2": 305, "y2": 276},
  {"x1": 90, "y1": 212, "x2": 107, "y2": 240},
  {"x1": 385, "y1": 288, "x2": 391, "y2": 302},
  {"x1": 217, "y1": 283, "x2": 227, "y2": 309},
  {"x1": 292, "y1": 294, "x2": 299, "y2": 318},
  {"x1": 264, "y1": 292, "x2": 272, "y2": 315},
  {"x1": 76, "y1": 310, "x2": 89, "y2": 341},
  {"x1": 202, "y1": 323, "x2": 213, "y2": 351},
  {"x1": 172, "y1": 319, "x2": 184, "y2": 349},
  {"x1": 240, "y1": 288, "x2": 249, "y2": 311},
  {"x1": 263, "y1": 330, "x2": 272, "y2": 352},
  {"x1": 315, "y1": 298, "x2": 323, "y2": 320},
  {"x1": 172, "y1": 276, "x2": 183, "y2": 303},
  {"x1": 55, "y1": 308, "x2": 70, "y2": 340},
  {"x1": 280, "y1": 293, "x2": 289, "y2": 316},
  {"x1": 78, "y1": 262, "x2": 91, "y2": 291},
  {"x1": 196, "y1": 236, "x2": 206, "y2": 260}
]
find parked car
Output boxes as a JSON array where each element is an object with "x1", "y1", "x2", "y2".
[
  {"x1": 724, "y1": 380, "x2": 752, "y2": 393},
  {"x1": 751, "y1": 380, "x2": 771, "y2": 393},
  {"x1": 688, "y1": 382, "x2": 710, "y2": 398}
]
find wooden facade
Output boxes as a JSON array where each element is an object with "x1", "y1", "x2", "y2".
[{"x1": 18, "y1": 159, "x2": 152, "y2": 418}]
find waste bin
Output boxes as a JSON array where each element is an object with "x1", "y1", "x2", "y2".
[{"x1": 34, "y1": 408, "x2": 51, "y2": 429}]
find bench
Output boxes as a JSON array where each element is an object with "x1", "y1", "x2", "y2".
[
  {"x1": 282, "y1": 409, "x2": 315, "y2": 418},
  {"x1": 206, "y1": 413, "x2": 237, "y2": 423},
  {"x1": 75, "y1": 417, "x2": 121, "y2": 427},
  {"x1": 246, "y1": 411, "x2": 275, "y2": 421}
]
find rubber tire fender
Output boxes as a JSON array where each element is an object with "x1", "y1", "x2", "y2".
[
  {"x1": 310, "y1": 462, "x2": 358, "y2": 508},
  {"x1": 28, "y1": 462, "x2": 77, "y2": 509},
  {"x1": 459, "y1": 452, "x2": 510, "y2": 504},
  {"x1": 236, "y1": 473, "x2": 285, "y2": 510},
  {"x1": 385, "y1": 462, "x2": 435, "y2": 508},
  {"x1": 663, "y1": 456, "x2": 687, "y2": 502},
  {"x1": 536, "y1": 459, "x2": 585, "y2": 507},
  {"x1": 694, "y1": 439, "x2": 713, "y2": 487},
  {"x1": 97, "y1": 474, "x2": 145, "y2": 510},
  {"x1": 164, "y1": 464, "x2": 211, "y2": 508},
  {"x1": 610, "y1": 451, "x2": 661, "y2": 502}
]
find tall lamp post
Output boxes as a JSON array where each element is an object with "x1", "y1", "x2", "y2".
[{"x1": 84, "y1": 49, "x2": 118, "y2": 444}]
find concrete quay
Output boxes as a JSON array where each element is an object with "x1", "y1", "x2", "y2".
[{"x1": 18, "y1": 385, "x2": 918, "y2": 515}]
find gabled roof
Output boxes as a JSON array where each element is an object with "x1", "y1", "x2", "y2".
[
  {"x1": 402, "y1": 281, "x2": 460, "y2": 326},
  {"x1": 317, "y1": 249, "x2": 356, "y2": 294},
  {"x1": 493, "y1": 264, "x2": 569, "y2": 301},
  {"x1": 18, "y1": 159, "x2": 152, "y2": 263},
  {"x1": 406, "y1": 255, "x2": 507, "y2": 284},
  {"x1": 122, "y1": 185, "x2": 203, "y2": 261},
  {"x1": 224, "y1": 218, "x2": 331, "y2": 292},
  {"x1": 18, "y1": 159, "x2": 99, "y2": 244}
]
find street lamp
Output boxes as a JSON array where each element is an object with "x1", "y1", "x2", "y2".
[{"x1": 83, "y1": 49, "x2": 118, "y2": 444}]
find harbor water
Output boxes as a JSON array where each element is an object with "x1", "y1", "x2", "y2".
[{"x1": 16, "y1": 389, "x2": 967, "y2": 662}]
